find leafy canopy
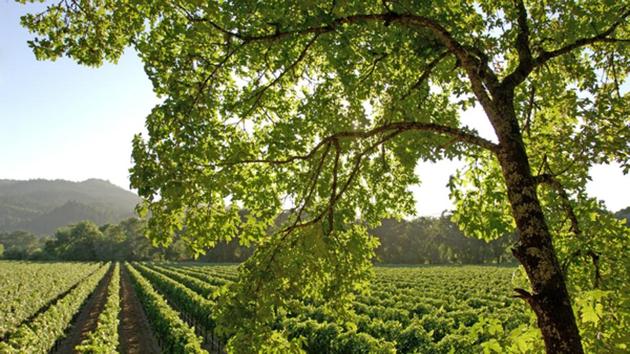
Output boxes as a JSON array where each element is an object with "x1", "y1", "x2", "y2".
[{"x1": 18, "y1": 0, "x2": 629, "y2": 351}]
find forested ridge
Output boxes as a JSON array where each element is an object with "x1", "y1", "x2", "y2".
[{"x1": 0, "y1": 179, "x2": 139, "y2": 235}]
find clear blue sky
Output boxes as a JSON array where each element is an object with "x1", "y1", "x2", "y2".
[
  {"x1": 0, "y1": 1, "x2": 159, "y2": 190},
  {"x1": 1, "y1": 1, "x2": 628, "y2": 215}
]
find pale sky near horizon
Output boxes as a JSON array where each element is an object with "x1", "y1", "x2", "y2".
[{"x1": 1, "y1": 1, "x2": 628, "y2": 215}]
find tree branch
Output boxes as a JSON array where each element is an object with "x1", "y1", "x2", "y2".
[
  {"x1": 523, "y1": 85, "x2": 536, "y2": 137},
  {"x1": 253, "y1": 143, "x2": 332, "y2": 293},
  {"x1": 402, "y1": 51, "x2": 450, "y2": 99},
  {"x1": 514, "y1": 0, "x2": 532, "y2": 61},
  {"x1": 327, "y1": 140, "x2": 341, "y2": 235},
  {"x1": 254, "y1": 123, "x2": 483, "y2": 293},
  {"x1": 513, "y1": 287, "x2": 534, "y2": 303},
  {"x1": 502, "y1": 8, "x2": 630, "y2": 90},
  {"x1": 358, "y1": 52, "x2": 389, "y2": 85},
  {"x1": 187, "y1": 42, "x2": 245, "y2": 115},
  {"x1": 504, "y1": 0, "x2": 534, "y2": 91},
  {"x1": 536, "y1": 8, "x2": 629, "y2": 64},
  {"x1": 291, "y1": 142, "x2": 332, "y2": 229},
  {"x1": 534, "y1": 174, "x2": 580, "y2": 236},
  {"x1": 219, "y1": 121, "x2": 498, "y2": 167},
  {"x1": 241, "y1": 33, "x2": 320, "y2": 118},
  {"x1": 279, "y1": 128, "x2": 403, "y2": 236},
  {"x1": 198, "y1": 11, "x2": 498, "y2": 110}
]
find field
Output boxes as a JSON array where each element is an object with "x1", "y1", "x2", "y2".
[{"x1": 0, "y1": 261, "x2": 530, "y2": 353}]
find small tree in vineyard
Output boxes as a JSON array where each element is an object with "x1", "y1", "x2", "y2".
[{"x1": 19, "y1": 0, "x2": 629, "y2": 352}]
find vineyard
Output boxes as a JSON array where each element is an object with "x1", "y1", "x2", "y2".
[{"x1": 0, "y1": 261, "x2": 531, "y2": 353}]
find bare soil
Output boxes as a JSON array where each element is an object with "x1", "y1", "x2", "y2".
[{"x1": 118, "y1": 266, "x2": 161, "y2": 354}]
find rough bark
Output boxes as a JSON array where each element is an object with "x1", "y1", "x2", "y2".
[{"x1": 484, "y1": 91, "x2": 584, "y2": 353}]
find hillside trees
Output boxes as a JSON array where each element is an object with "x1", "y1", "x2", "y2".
[
  {"x1": 372, "y1": 216, "x2": 515, "y2": 264},
  {"x1": 18, "y1": 0, "x2": 629, "y2": 352},
  {"x1": 40, "y1": 219, "x2": 190, "y2": 261},
  {"x1": 44, "y1": 221, "x2": 104, "y2": 261},
  {"x1": 0, "y1": 231, "x2": 44, "y2": 259}
]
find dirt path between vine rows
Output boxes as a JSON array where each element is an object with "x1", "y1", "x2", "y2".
[
  {"x1": 118, "y1": 266, "x2": 161, "y2": 354},
  {"x1": 52, "y1": 265, "x2": 113, "y2": 354}
]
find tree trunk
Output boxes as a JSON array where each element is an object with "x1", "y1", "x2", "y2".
[{"x1": 485, "y1": 92, "x2": 584, "y2": 353}]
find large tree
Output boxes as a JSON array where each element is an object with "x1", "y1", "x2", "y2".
[{"x1": 19, "y1": 0, "x2": 629, "y2": 352}]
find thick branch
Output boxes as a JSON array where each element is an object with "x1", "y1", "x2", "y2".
[
  {"x1": 509, "y1": 0, "x2": 534, "y2": 88},
  {"x1": 513, "y1": 287, "x2": 534, "y2": 305},
  {"x1": 201, "y1": 12, "x2": 498, "y2": 109},
  {"x1": 220, "y1": 121, "x2": 498, "y2": 167},
  {"x1": 514, "y1": 0, "x2": 532, "y2": 59},
  {"x1": 536, "y1": 9, "x2": 629, "y2": 64}
]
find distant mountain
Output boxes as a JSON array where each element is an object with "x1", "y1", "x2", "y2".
[{"x1": 0, "y1": 179, "x2": 140, "y2": 235}]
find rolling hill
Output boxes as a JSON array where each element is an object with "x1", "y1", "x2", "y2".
[{"x1": 0, "y1": 179, "x2": 140, "y2": 235}]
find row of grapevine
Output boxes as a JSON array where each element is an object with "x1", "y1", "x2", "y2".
[
  {"x1": 134, "y1": 263, "x2": 217, "y2": 332},
  {"x1": 75, "y1": 263, "x2": 121, "y2": 353},
  {"x1": 160, "y1": 263, "x2": 231, "y2": 285},
  {"x1": 0, "y1": 262, "x2": 110, "y2": 354},
  {"x1": 136, "y1": 263, "x2": 228, "y2": 353},
  {"x1": 125, "y1": 263, "x2": 208, "y2": 354},
  {"x1": 0, "y1": 262, "x2": 102, "y2": 338},
  {"x1": 145, "y1": 264, "x2": 220, "y2": 298}
]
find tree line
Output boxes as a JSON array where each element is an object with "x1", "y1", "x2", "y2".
[
  {"x1": 0, "y1": 218, "x2": 184, "y2": 261},
  {"x1": 0, "y1": 215, "x2": 514, "y2": 264},
  {"x1": 373, "y1": 216, "x2": 515, "y2": 264},
  {"x1": 4, "y1": 207, "x2": 628, "y2": 264}
]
